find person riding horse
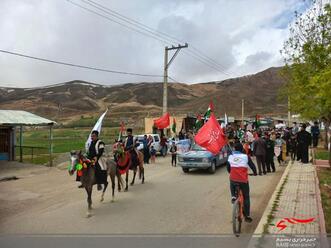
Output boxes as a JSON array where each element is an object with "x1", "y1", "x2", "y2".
[
  {"x1": 124, "y1": 128, "x2": 139, "y2": 169},
  {"x1": 88, "y1": 130, "x2": 107, "y2": 191}
]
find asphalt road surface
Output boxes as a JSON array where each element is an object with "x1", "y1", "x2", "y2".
[{"x1": 0, "y1": 156, "x2": 285, "y2": 234}]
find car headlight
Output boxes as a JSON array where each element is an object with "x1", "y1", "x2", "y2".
[
  {"x1": 202, "y1": 158, "x2": 209, "y2": 163},
  {"x1": 178, "y1": 157, "x2": 184, "y2": 162}
]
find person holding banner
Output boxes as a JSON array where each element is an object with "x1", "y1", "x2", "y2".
[{"x1": 87, "y1": 130, "x2": 107, "y2": 191}]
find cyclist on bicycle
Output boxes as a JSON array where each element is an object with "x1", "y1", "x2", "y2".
[{"x1": 227, "y1": 142, "x2": 257, "y2": 223}]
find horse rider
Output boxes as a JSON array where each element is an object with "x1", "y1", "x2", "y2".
[
  {"x1": 124, "y1": 128, "x2": 139, "y2": 168},
  {"x1": 87, "y1": 130, "x2": 107, "y2": 191}
]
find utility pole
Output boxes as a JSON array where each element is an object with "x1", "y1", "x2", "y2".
[
  {"x1": 163, "y1": 43, "x2": 188, "y2": 115},
  {"x1": 241, "y1": 99, "x2": 245, "y2": 128}
]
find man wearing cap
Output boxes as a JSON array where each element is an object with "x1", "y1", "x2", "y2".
[{"x1": 87, "y1": 130, "x2": 107, "y2": 191}]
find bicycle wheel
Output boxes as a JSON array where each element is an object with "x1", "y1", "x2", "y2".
[{"x1": 232, "y1": 199, "x2": 242, "y2": 236}]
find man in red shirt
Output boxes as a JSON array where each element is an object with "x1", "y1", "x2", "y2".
[{"x1": 227, "y1": 143, "x2": 257, "y2": 223}]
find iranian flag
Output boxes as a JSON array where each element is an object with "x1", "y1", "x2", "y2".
[
  {"x1": 154, "y1": 112, "x2": 170, "y2": 129},
  {"x1": 204, "y1": 101, "x2": 214, "y2": 119},
  {"x1": 195, "y1": 114, "x2": 203, "y2": 130},
  {"x1": 194, "y1": 113, "x2": 227, "y2": 155},
  {"x1": 172, "y1": 118, "x2": 176, "y2": 133},
  {"x1": 255, "y1": 114, "x2": 261, "y2": 128}
]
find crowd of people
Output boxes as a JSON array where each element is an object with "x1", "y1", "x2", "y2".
[{"x1": 225, "y1": 121, "x2": 319, "y2": 176}]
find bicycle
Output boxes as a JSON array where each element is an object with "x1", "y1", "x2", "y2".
[{"x1": 232, "y1": 183, "x2": 244, "y2": 237}]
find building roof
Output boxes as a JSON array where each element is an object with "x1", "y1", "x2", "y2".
[{"x1": 0, "y1": 110, "x2": 56, "y2": 126}]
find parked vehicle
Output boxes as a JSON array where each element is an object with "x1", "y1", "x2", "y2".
[
  {"x1": 178, "y1": 144, "x2": 232, "y2": 174},
  {"x1": 135, "y1": 134, "x2": 162, "y2": 153}
]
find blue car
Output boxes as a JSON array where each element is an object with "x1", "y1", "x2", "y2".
[{"x1": 178, "y1": 143, "x2": 232, "y2": 174}]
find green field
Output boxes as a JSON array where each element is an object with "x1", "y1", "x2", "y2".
[
  {"x1": 315, "y1": 149, "x2": 330, "y2": 160},
  {"x1": 15, "y1": 127, "x2": 143, "y2": 164}
]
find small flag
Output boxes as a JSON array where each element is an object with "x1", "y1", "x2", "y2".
[
  {"x1": 204, "y1": 101, "x2": 214, "y2": 119},
  {"x1": 85, "y1": 109, "x2": 108, "y2": 151},
  {"x1": 118, "y1": 121, "x2": 125, "y2": 140},
  {"x1": 255, "y1": 114, "x2": 261, "y2": 128},
  {"x1": 195, "y1": 114, "x2": 203, "y2": 130},
  {"x1": 154, "y1": 112, "x2": 170, "y2": 129},
  {"x1": 194, "y1": 113, "x2": 227, "y2": 155},
  {"x1": 172, "y1": 118, "x2": 176, "y2": 133}
]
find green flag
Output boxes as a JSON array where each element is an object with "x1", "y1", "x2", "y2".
[
  {"x1": 172, "y1": 118, "x2": 176, "y2": 133},
  {"x1": 195, "y1": 114, "x2": 203, "y2": 130},
  {"x1": 204, "y1": 101, "x2": 214, "y2": 119}
]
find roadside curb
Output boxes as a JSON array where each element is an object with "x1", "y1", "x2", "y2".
[{"x1": 247, "y1": 161, "x2": 292, "y2": 247}]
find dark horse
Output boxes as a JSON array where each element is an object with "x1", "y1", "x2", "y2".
[
  {"x1": 115, "y1": 150, "x2": 145, "y2": 191},
  {"x1": 68, "y1": 151, "x2": 123, "y2": 217}
]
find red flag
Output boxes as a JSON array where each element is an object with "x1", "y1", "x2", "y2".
[
  {"x1": 209, "y1": 101, "x2": 215, "y2": 112},
  {"x1": 194, "y1": 113, "x2": 227, "y2": 155},
  {"x1": 154, "y1": 112, "x2": 170, "y2": 129}
]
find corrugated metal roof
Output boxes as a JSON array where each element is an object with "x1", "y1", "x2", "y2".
[{"x1": 0, "y1": 110, "x2": 55, "y2": 126}]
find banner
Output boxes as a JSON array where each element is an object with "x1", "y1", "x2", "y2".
[
  {"x1": 154, "y1": 112, "x2": 170, "y2": 129},
  {"x1": 194, "y1": 113, "x2": 227, "y2": 155},
  {"x1": 85, "y1": 109, "x2": 108, "y2": 151}
]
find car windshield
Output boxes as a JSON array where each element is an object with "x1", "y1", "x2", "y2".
[{"x1": 191, "y1": 144, "x2": 206, "y2": 151}]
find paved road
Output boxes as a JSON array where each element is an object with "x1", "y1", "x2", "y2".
[{"x1": 0, "y1": 157, "x2": 285, "y2": 234}]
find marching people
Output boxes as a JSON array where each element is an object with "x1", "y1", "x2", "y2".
[
  {"x1": 274, "y1": 133, "x2": 285, "y2": 166},
  {"x1": 289, "y1": 134, "x2": 297, "y2": 161},
  {"x1": 150, "y1": 145, "x2": 156, "y2": 163},
  {"x1": 265, "y1": 133, "x2": 276, "y2": 172},
  {"x1": 311, "y1": 121, "x2": 320, "y2": 148},
  {"x1": 253, "y1": 132, "x2": 267, "y2": 175},
  {"x1": 296, "y1": 124, "x2": 312, "y2": 164},
  {"x1": 170, "y1": 141, "x2": 177, "y2": 166}
]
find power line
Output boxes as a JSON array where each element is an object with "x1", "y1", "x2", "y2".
[
  {"x1": 67, "y1": 0, "x2": 169, "y2": 45},
  {"x1": 0, "y1": 49, "x2": 164, "y2": 78},
  {"x1": 69, "y1": 0, "x2": 235, "y2": 77},
  {"x1": 84, "y1": 0, "x2": 237, "y2": 75}
]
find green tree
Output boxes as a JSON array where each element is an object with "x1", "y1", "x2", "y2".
[{"x1": 281, "y1": 1, "x2": 331, "y2": 164}]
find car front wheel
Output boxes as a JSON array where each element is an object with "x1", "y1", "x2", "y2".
[
  {"x1": 208, "y1": 161, "x2": 216, "y2": 174},
  {"x1": 182, "y1": 168, "x2": 190, "y2": 173}
]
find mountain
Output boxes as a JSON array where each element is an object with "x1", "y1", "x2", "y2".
[{"x1": 0, "y1": 67, "x2": 287, "y2": 125}]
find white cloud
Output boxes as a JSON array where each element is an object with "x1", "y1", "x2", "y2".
[{"x1": 0, "y1": 0, "x2": 312, "y2": 87}]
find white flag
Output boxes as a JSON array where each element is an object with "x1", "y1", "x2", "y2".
[
  {"x1": 224, "y1": 113, "x2": 228, "y2": 126},
  {"x1": 85, "y1": 109, "x2": 108, "y2": 151}
]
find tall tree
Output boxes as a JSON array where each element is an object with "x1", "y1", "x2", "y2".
[{"x1": 281, "y1": 1, "x2": 331, "y2": 164}]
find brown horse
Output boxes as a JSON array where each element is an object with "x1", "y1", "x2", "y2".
[
  {"x1": 68, "y1": 151, "x2": 124, "y2": 217},
  {"x1": 115, "y1": 150, "x2": 144, "y2": 191}
]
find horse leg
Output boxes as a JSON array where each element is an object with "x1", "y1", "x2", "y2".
[
  {"x1": 85, "y1": 186, "x2": 93, "y2": 218},
  {"x1": 141, "y1": 166, "x2": 145, "y2": 184},
  {"x1": 110, "y1": 173, "x2": 115, "y2": 202},
  {"x1": 100, "y1": 181, "x2": 108, "y2": 202},
  {"x1": 118, "y1": 174, "x2": 122, "y2": 192},
  {"x1": 125, "y1": 171, "x2": 129, "y2": 191},
  {"x1": 131, "y1": 168, "x2": 136, "y2": 186}
]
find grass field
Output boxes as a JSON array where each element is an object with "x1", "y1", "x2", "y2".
[
  {"x1": 315, "y1": 148, "x2": 330, "y2": 160},
  {"x1": 15, "y1": 127, "x2": 143, "y2": 164},
  {"x1": 317, "y1": 168, "x2": 331, "y2": 233}
]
